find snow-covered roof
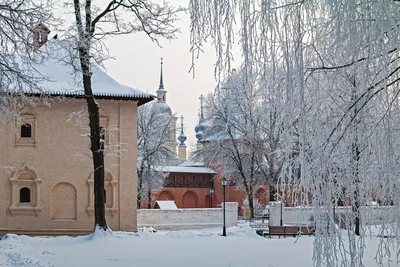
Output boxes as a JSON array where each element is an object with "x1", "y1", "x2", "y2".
[
  {"x1": 157, "y1": 166, "x2": 216, "y2": 174},
  {"x1": 178, "y1": 161, "x2": 204, "y2": 167},
  {"x1": 12, "y1": 39, "x2": 155, "y2": 106},
  {"x1": 155, "y1": 201, "x2": 178, "y2": 210}
]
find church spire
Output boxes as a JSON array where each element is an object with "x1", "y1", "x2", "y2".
[
  {"x1": 199, "y1": 94, "x2": 205, "y2": 120},
  {"x1": 158, "y1": 57, "x2": 164, "y2": 91},
  {"x1": 195, "y1": 94, "x2": 207, "y2": 144},
  {"x1": 156, "y1": 57, "x2": 167, "y2": 103},
  {"x1": 180, "y1": 115, "x2": 184, "y2": 134}
]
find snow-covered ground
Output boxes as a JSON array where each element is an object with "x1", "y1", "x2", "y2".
[{"x1": 0, "y1": 225, "x2": 397, "y2": 267}]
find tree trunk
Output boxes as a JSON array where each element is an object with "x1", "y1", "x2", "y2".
[
  {"x1": 353, "y1": 142, "x2": 361, "y2": 236},
  {"x1": 137, "y1": 171, "x2": 143, "y2": 209},
  {"x1": 84, "y1": 74, "x2": 107, "y2": 230},
  {"x1": 137, "y1": 193, "x2": 142, "y2": 209},
  {"x1": 248, "y1": 194, "x2": 254, "y2": 219},
  {"x1": 147, "y1": 188, "x2": 152, "y2": 209},
  {"x1": 351, "y1": 77, "x2": 361, "y2": 236},
  {"x1": 337, "y1": 187, "x2": 345, "y2": 206},
  {"x1": 74, "y1": 0, "x2": 107, "y2": 231},
  {"x1": 269, "y1": 184, "x2": 276, "y2": 201}
]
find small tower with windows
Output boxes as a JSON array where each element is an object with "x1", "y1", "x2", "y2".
[{"x1": 155, "y1": 57, "x2": 177, "y2": 155}]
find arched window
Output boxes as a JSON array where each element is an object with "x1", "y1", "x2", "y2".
[
  {"x1": 9, "y1": 163, "x2": 42, "y2": 216},
  {"x1": 16, "y1": 106, "x2": 37, "y2": 147},
  {"x1": 20, "y1": 187, "x2": 31, "y2": 203},
  {"x1": 21, "y1": 124, "x2": 32, "y2": 138}
]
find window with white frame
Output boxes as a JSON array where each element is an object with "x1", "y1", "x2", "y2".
[
  {"x1": 9, "y1": 163, "x2": 42, "y2": 216},
  {"x1": 15, "y1": 106, "x2": 37, "y2": 147}
]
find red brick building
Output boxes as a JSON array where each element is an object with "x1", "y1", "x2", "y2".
[
  {"x1": 140, "y1": 162, "x2": 271, "y2": 216},
  {"x1": 140, "y1": 161, "x2": 271, "y2": 215},
  {"x1": 153, "y1": 165, "x2": 216, "y2": 208},
  {"x1": 137, "y1": 81, "x2": 272, "y2": 211}
]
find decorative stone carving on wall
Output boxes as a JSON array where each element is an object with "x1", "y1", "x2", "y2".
[
  {"x1": 87, "y1": 171, "x2": 118, "y2": 217},
  {"x1": 51, "y1": 182, "x2": 77, "y2": 221},
  {"x1": 9, "y1": 163, "x2": 42, "y2": 216}
]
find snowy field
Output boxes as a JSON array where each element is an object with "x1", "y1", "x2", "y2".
[{"x1": 0, "y1": 225, "x2": 397, "y2": 267}]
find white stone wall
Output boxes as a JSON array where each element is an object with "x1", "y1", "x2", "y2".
[
  {"x1": 282, "y1": 207, "x2": 315, "y2": 225},
  {"x1": 268, "y1": 202, "x2": 282, "y2": 226},
  {"x1": 137, "y1": 202, "x2": 238, "y2": 230},
  {"x1": 269, "y1": 204, "x2": 396, "y2": 226}
]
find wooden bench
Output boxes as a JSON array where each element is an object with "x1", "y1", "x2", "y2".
[{"x1": 268, "y1": 226, "x2": 315, "y2": 238}]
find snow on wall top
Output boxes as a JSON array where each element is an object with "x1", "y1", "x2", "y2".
[
  {"x1": 157, "y1": 166, "x2": 216, "y2": 174},
  {"x1": 178, "y1": 160, "x2": 204, "y2": 167},
  {"x1": 12, "y1": 39, "x2": 155, "y2": 104},
  {"x1": 155, "y1": 201, "x2": 178, "y2": 210}
]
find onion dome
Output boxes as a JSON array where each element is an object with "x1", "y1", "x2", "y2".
[
  {"x1": 195, "y1": 129, "x2": 204, "y2": 141},
  {"x1": 195, "y1": 94, "x2": 207, "y2": 142},
  {"x1": 178, "y1": 132, "x2": 187, "y2": 145},
  {"x1": 178, "y1": 115, "x2": 187, "y2": 145}
]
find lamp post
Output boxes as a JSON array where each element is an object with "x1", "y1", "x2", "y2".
[
  {"x1": 221, "y1": 177, "x2": 228, "y2": 236},
  {"x1": 210, "y1": 188, "x2": 214, "y2": 208}
]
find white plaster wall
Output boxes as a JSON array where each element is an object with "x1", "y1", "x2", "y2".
[
  {"x1": 138, "y1": 202, "x2": 238, "y2": 230},
  {"x1": 334, "y1": 206, "x2": 396, "y2": 225},
  {"x1": 224, "y1": 202, "x2": 238, "y2": 227},
  {"x1": 283, "y1": 207, "x2": 314, "y2": 225},
  {"x1": 269, "y1": 206, "x2": 396, "y2": 226},
  {"x1": 268, "y1": 202, "x2": 282, "y2": 226},
  {"x1": 0, "y1": 99, "x2": 139, "y2": 236}
]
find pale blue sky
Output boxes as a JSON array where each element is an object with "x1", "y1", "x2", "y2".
[
  {"x1": 54, "y1": 0, "x2": 241, "y2": 152},
  {"x1": 102, "y1": 1, "x2": 241, "y2": 152}
]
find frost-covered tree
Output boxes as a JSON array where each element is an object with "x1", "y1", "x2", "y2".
[
  {"x1": 189, "y1": 0, "x2": 400, "y2": 266},
  {"x1": 68, "y1": 0, "x2": 183, "y2": 230},
  {"x1": 0, "y1": 0, "x2": 56, "y2": 126},
  {"x1": 137, "y1": 102, "x2": 177, "y2": 208},
  {"x1": 193, "y1": 68, "x2": 268, "y2": 218}
]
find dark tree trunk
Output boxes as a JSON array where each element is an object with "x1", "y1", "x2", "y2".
[
  {"x1": 137, "y1": 193, "x2": 142, "y2": 209},
  {"x1": 351, "y1": 77, "x2": 361, "y2": 236},
  {"x1": 242, "y1": 178, "x2": 254, "y2": 218},
  {"x1": 337, "y1": 187, "x2": 346, "y2": 206},
  {"x1": 353, "y1": 142, "x2": 361, "y2": 236},
  {"x1": 147, "y1": 188, "x2": 152, "y2": 209},
  {"x1": 354, "y1": 207, "x2": 360, "y2": 235},
  {"x1": 269, "y1": 184, "x2": 276, "y2": 201},
  {"x1": 74, "y1": 0, "x2": 107, "y2": 231},
  {"x1": 248, "y1": 194, "x2": 255, "y2": 219},
  {"x1": 137, "y1": 171, "x2": 143, "y2": 209},
  {"x1": 84, "y1": 71, "x2": 107, "y2": 230}
]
